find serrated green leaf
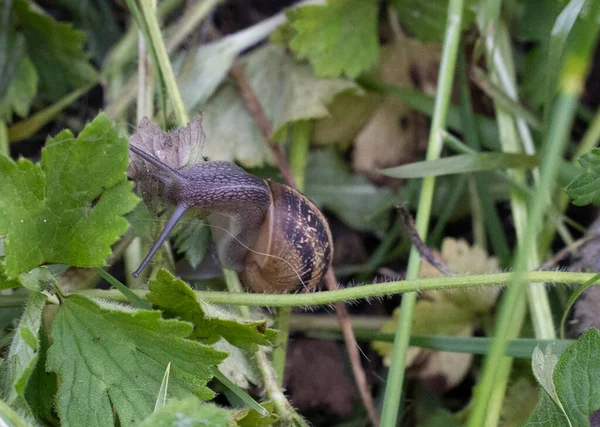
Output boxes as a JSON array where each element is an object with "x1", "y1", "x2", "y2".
[
  {"x1": 565, "y1": 148, "x2": 600, "y2": 205},
  {"x1": 139, "y1": 396, "x2": 232, "y2": 427},
  {"x1": 46, "y1": 294, "x2": 227, "y2": 427},
  {"x1": 0, "y1": 114, "x2": 139, "y2": 277},
  {"x1": 286, "y1": 0, "x2": 379, "y2": 79},
  {"x1": 523, "y1": 328, "x2": 600, "y2": 426},
  {"x1": 199, "y1": 45, "x2": 361, "y2": 167},
  {"x1": 304, "y1": 150, "x2": 397, "y2": 233},
  {"x1": 13, "y1": 0, "x2": 97, "y2": 100},
  {"x1": 0, "y1": 57, "x2": 37, "y2": 122},
  {"x1": 0, "y1": 291, "x2": 46, "y2": 420},
  {"x1": 381, "y1": 153, "x2": 539, "y2": 178},
  {"x1": 148, "y1": 270, "x2": 277, "y2": 351}
]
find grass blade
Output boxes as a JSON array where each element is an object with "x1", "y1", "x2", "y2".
[
  {"x1": 154, "y1": 362, "x2": 171, "y2": 413},
  {"x1": 381, "y1": 152, "x2": 538, "y2": 178}
]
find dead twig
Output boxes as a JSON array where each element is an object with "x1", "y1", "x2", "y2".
[
  {"x1": 397, "y1": 203, "x2": 453, "y2": 276},
  {"x1": 537, "y1": 234, "x2": 600, "y2": 271},
  {"x1": 231, "y1": 63, "x2": 380, "y2": 427}
]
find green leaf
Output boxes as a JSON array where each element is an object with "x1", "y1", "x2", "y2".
[
  {"x1": 54, "y1": 0, "x2": 121, "y2": 61},
  {"x1": 285, "y1": 0, "x2": 379, "y2": 79},
  {"x1": 0, "y1": 292, "x2": 46, "y2": 420},
  {"x1": 0, "y1": 114, "x2": 139, "y2": 277},
  {"x1": 17, "y1": 267, "x2": 55, "y2": 292},
  {"x1": 524, "y1": 328, "x2": 600, "y2": 426},
  {"x1": 234, "y1": 401, "x2": 278, "y2": 426},
  {"x1": 0, "y1": 2, "x2": 25, "y2": 98},
  {"x1": 46, "y1": 294, "x2": 227, "y2": 427},
  {"x1": 199, "y1": 45, "x2": 361, "y2": 167},
  {"x1": 173, "y1": 221, "x2": 211, "y2": 269},
  {"x1": 380, "y1": 153, "x2": 539, "y2": 179},
  {"x1": 214, "y1": 340, "x2": 260, "y2": 389},
  {"x1": 565, "y1": 148, "x2": 600, "y2": 205},
  {"x1": 138, "y1": 397, "x2": 232, "y2": 427},
  {"x1": 179, "y1": 14, "x2": 286, "y2": 110},
  {"x1": 148, "y1": 270, "x2": 277, "y2": 351},
  {"x1": 0, "y1": 261, "x2": 21, "y2": 290},
  {"x1": 532, "y1": 346, "x2": 561, "y2": 405},
  {"x1": 304, "y1": 150, "x2": 397, "y2": 233},
  {"x1": 0, "y1": 57, "x2": 37, "y2": 122},
  {"x1": 13, "y1": 0, "x2": 97, "y2": 100}
]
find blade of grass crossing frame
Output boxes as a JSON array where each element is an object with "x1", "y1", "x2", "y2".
[{"x1": 380, "y1": 0, "x2": 465, "y2": 424}]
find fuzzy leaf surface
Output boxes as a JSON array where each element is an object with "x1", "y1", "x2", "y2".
[
  {"x1": 565, "y1": 148, "x2": 600, "y2": 206},
  {"x1": 523, "y1": 328, "x2": 600, "y2": 426},
  {"x1": 0, "y1": 114, "x2": 138, "y2": 277},
  {"x1": 13, "y1": 0, "x2": 97, "y2": 100},
  {"x1": 286, "y1": 0, "x2": 379, "y2": 78},
  {"x1": 46, "y1": 294, "x2": 227, "y2": 427},
  {"x1": 138, "y1": 397, "x2": 231, "y2": 426},
  {"x1": 0, "y1": 292, "x2": 46, "y2": 419},
  {"x1": 148, "y1": 270, "x2": 277, "y2": 351}
]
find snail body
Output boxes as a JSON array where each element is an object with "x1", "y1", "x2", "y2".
[{"x1": 130, "y1": 145, "x2": 333, "y2": 293}]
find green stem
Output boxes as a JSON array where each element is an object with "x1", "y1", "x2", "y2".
[
  {"x1": 1, "y1": 272, "x2": 598, "y2": 309},
  {"x1": 380, "y1": 1, "x2": 464, "y2": 424},
  {"x1": 137, "y1": 0, "x2": 188, "y2": 125}
]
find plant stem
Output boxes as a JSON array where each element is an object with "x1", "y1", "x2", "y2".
[
  {"x1": 2, "y1": 271, "x2": 597, "y2": 309},
  {"x1": 380, "y1": 1, "x2": 464, "y2": 424},
  {"x1": 3, "y1": 271, "x2": 591, "y2": 309},
  {"x1": 138, "y1": 0, "x2": 188, "y2": 125}
]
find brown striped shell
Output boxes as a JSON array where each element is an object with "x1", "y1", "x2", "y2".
[{"x1": 240, "y1": 181, "x2": 333, "y2": 293}]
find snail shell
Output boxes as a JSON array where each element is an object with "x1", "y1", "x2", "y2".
[{"x1": 241, "y1": 181, "x2": 333, "y2": 293}]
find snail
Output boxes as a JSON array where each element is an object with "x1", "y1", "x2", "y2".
[{"x1": 129, "y1": 144, "x2": 333, "y2": 293}]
